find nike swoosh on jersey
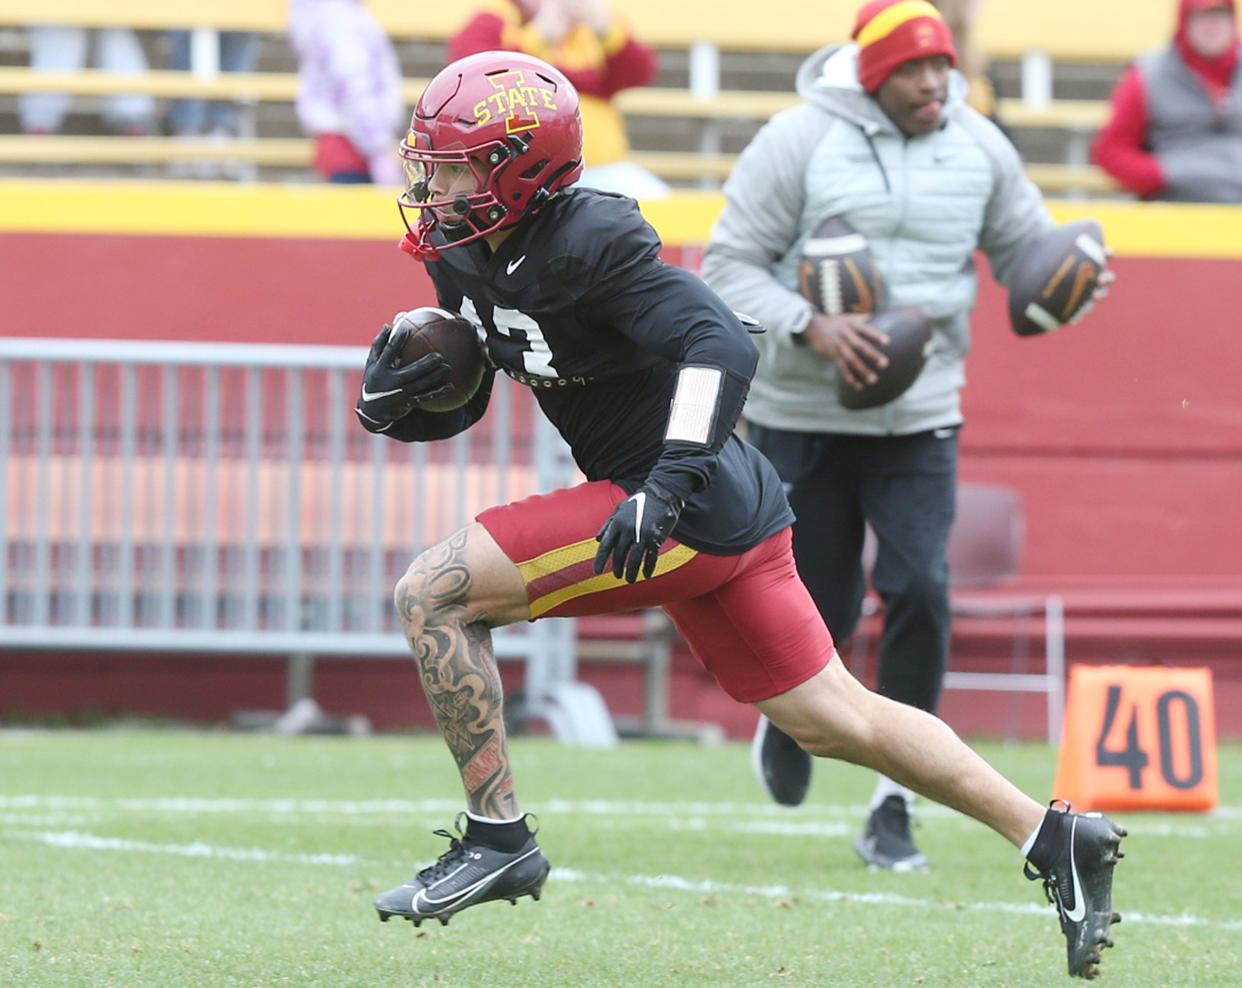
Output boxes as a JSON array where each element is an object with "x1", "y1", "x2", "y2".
[
  {"x1": 506, "y1": 255, "x2": 527, "y2": 275},
  {"x1": 361, "y1": 385, "x2": 404, "y2": 402},
  {"x1": 1064, "y1": 817, "x2": 1087, "y2": 922}
]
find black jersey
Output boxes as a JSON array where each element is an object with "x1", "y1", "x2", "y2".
[{"x1": 386, "y1": 188, "x2": 792, "y2": 555}]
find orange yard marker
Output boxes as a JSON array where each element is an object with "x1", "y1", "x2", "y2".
[{"x1": 1054, "y1": 665, "x2": 1218, "y2": 812}]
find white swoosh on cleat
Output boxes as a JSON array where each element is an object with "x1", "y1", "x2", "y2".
[
  {"x1": 410, "y1": 846, "x2": 543, "y2": 914},
  {"x1": 1064, "y1": 817, "x2": 1087, "y2": 923}
]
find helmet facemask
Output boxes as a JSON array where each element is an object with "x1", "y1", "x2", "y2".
[{"x1": 398, "y1": 133, "x2": 517, "y2": 256}]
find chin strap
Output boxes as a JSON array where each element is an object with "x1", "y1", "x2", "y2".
[{"x1": 398, "y1": 231, "x2": 440, "y2": 263}]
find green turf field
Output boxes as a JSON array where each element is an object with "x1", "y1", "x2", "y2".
[{"x1": 1, "y1": 730, "x2": 1238, "y2": 987}]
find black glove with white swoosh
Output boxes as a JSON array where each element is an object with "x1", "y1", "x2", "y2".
[
  {"x1": 354, "y1": 322, "x2": 453, "y2": 431},
  {"x1": 593, "y1": 482, "x2": 685, "y2": 584}
]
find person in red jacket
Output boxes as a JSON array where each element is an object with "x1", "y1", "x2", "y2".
[
  {"x1": 450, "y1": 0, "x2": 669, "y2": 198},
  {"x1": 1092, "y1": 0, "x2": 1242, "y2": 201}
]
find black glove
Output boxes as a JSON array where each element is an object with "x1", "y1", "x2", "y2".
[
  {"x1": 592, "y1": 482, "x2": 685, "y2": 584},
  {"x1": 354, "y1": 322, "x2": 453, "y2": 429}
]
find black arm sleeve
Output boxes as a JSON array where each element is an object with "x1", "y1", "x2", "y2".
[
  {"x1": 376, "y1": 366, "x2": 497, "y2": 443},
  {"x1": 579, "y1": 259, "x2": 757, "y2": 503}
]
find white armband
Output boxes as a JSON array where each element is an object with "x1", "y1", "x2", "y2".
[{"x1": 664, "y1": 366, "x2": 722, "y2": 445}]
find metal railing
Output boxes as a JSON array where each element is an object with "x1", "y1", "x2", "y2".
[{"x1": 0, "y1": 337, "x2": 617, "y2": 744}]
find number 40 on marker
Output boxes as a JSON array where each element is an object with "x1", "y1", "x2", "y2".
[{"x1": 1053, "y1": 665, "x2": 1218, "y2": 812}]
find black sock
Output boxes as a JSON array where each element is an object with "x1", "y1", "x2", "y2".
[
  {"x1": 1025, "y1": 806, "x2": 1066, "y2": 874},
  {"x1": 465, "y1": 813, "x2": 530, "y2": 853}
]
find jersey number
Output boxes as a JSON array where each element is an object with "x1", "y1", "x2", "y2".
[{"x1": 460, "y1": 296, "x2": 560, "y2": 378}]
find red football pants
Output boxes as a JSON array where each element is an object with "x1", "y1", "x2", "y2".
[{"x1": 478, "y1": 480, "x2": 833, "y2": 702}]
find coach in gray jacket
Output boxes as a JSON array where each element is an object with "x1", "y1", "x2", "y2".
[{"x1": 703, "y1": 0, "x2": 1070, "y2": 871}]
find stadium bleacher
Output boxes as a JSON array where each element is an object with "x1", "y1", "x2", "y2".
[{"x1": 0, "y1": 0, "x2": 1175, "y2": 194}]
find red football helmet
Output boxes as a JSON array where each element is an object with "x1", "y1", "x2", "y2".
[{"x1": 398, "y1": 51, "x2": 584, "y2": 260}]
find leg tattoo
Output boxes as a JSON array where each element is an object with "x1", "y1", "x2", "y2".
[{"x1": 397, "y1": 529, "x2": 517, "y2": 818}]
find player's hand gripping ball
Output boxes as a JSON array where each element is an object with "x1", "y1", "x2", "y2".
[
  {"x1": 355, "y1": 308, "x2": 486, "y2": 427},
  {"x1": 391, "y1": 308, "x2": 487, "y2": 412},
  {"x1": 1007, "y1": 220, "x2": 1108, "y2": 336}
]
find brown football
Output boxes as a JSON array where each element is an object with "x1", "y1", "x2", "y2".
[
  {"x1": 1007, "y1": 220, "x2": 1106, "y2": 336},
  {"x1": 836, "y1": 306, "x2": 934, "y2": 410},
  {"x1": 799, "y1": 215, "x2": 884, "y2": 315},
  {"x1": 394, "y1": 307, "x2": 486, "y2": 412}
]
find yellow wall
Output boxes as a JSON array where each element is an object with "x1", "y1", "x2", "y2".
[{"x1": 3, "y1": 180, "x2": 1242, "y2": 259}]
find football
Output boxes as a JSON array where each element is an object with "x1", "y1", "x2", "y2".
[
  {"x1": 1007, "y1": 219, "x2": 1107, "y2": 336},
  {"x1": 798, "y1": 215, "x2": 884, "y2": 315},
  {"x1": 393, "y1": 307, "x2": 486, "y2": 412},
  {"x1": 837, "y1": 306, "x2": 934, "y2": 410}
]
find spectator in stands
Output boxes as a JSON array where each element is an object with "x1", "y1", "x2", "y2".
[
  {"x1": 1092, "y1": 0, "x2": 1242, "y2": 202},
  {"x1": 165, "y1": 30, "x2": 260, "y2": 139},
  {"x1": 450, "y1": 0, "x2": 669, "y2": 199},
  {"x1": 20, "y1": 26, "x2": 155, "y2": 136},
  {"x1": 288, "y1": 0, "x2": 405, "y2": 185},
  {"x1": 932, "y1": 0, "x2": 1003, "y2": 123},
  {"x1": 702, "y1": 0, "x2": 1113, "y2": 871}
]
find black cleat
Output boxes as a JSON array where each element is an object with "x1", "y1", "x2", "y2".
[
  {"x1": 1025, "y1": 802, "x2": 1127, "y2": 980},
  {"x1": 751, "y1": 715, "x2": 812, "y2": 807},
  {"x1": 853, "y1": 795, "x2": 928, "y2": 872},
  {"x1": 375, "y1": 815, "x2": 550, "y2": 927}
]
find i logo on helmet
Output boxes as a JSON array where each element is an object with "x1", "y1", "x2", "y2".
[{"x1": 472, "y1": 70, "x2": 560, "y2": 135}]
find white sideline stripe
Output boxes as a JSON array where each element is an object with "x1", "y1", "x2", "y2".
[
  {"x1": 7, "y1": 827, "x2": 1241, "y2": 934},
  {"x1": 1, "y1": 794, "x2": 1240, "y2": 830},
  {"x1": 671, "y1": 818, "x2": 852, "y2": 838},
  {"x1": 551, "y1": 868, "x2": 1242, "y2": 932},
  {"x1": 5, "y1": 829, "x2": 361, "y2": 867},
  {"x1": 0, "y1": 812, "x2": 93, "y2": 826},
  {"x1": 0, "y1": 794, "x2": 852, "y2": 817},
  {"x1": 0, "y1": 806, "x2": 1213, "y2": 840}
]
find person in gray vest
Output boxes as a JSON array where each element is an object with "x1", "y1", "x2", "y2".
[
  {"x1": 702, "y1": 0, "x2": 1113, "y2": 871},
  {"x1": 1093, "y1": 0, "x2": 1242, "y2": 202}
]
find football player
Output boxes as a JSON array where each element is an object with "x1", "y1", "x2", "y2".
[{"x1": 356, "y1": 50, "x2": 1126, "y2": 980}]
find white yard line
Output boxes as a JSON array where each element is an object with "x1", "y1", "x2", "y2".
[
  {"x1": 5, "y1": 828, "x2": 362, "y2": 866},
  {"x1": 1, "y1": 793, "x2": 1239, "y2": 831},
  {"x1": 0, "y1": 795, "x2": 828, "y2": 817},
  {"x1": 4, "y1": 825, "x2": 1240, "y2": 934},
  {"x1": 550, "y1": 868, "x2": 1242, "y2": 933},
  {"x1": 669, "y1": 818, "x2": 853, "y2": 838}
]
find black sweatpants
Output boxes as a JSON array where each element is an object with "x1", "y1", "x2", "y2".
[{"x1": 747, "y1": 422, "x2": 958, "y2": 714}]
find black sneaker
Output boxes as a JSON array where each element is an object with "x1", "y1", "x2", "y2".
[
  {"x1": 751, "y1": 715, "x2": 812, "y2": 807},
  {"x1": 375, "y1": 816, "x2": 550, "y2": 927},
  {"x1": 1025, "y1": 803, "x2": 1127, "y2": 980},
  {"x1": 853, "y1": 794, "x2": 928, "y2": 871}
]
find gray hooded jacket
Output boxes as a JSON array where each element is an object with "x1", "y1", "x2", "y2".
[{"x1": 702, "y1": 44, "x2": 1052, "y2": 435}]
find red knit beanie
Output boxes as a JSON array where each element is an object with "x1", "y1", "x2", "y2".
[{"x1": 852, "y1": 0, "x2": 959, "y2": 93}]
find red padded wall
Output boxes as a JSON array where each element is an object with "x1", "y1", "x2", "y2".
[{"x1": 4, "y1": 229, "x2": 1241, "y2": 735}]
